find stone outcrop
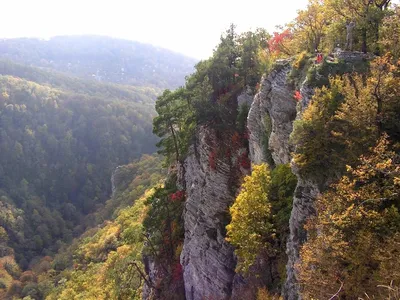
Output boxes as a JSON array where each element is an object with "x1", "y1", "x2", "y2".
[
  {"x1": 248, "y1": 61, "x2": 297, "y2": 165},
  {"x1": 176, "y1": 60, "x2": 319, "y2": 299},
  {"x1": 180, "y1": 126, "x2": 245, "y2": 300},
  {"x1": 110, "y1": 166, "x2": 123, "y2": 197},
  {"x1": 284, "y1": 177, "x2": 319, "y2": 300},
  {"x1": 334, "y1": 50, "x2": 374, "y2": 62},
  {"x1": 247, "y1": 60, "x2": 319, "y2": 299}
]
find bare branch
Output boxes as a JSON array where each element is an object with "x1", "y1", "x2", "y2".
[{"x1": 329, "y1": 281, "x2": 344, "y2": 300}]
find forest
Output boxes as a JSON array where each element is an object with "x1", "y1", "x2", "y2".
[{"x1": 0, "y1": 0, "x2": 400, "y2": 299}]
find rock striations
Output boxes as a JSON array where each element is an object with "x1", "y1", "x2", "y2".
[
  {"x1": 248, "y1": 60, "x2": 296, "y2": 166},
  {"x1": 180, "y1": 126, "x2": 242, "y2": 300}
]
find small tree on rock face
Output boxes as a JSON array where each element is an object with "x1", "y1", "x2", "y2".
[
  {"x1": 153, "y1": 88, "x2": 194, "y2": 164},
  {"x1": 226, "y1": 164, "x2": 274, "y2": 273}
]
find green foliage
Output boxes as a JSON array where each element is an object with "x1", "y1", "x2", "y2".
[
  {"x1": 21, "y1": 282, "x2": 42, "y2": 300},
  {"x1": 226, "y1": 163, "x2": 296, "y2": 285},
  {"x1": 0, "y1": 69, "x2": 158, "y2": 265},
  {"x1": 291, "y1": 74, "x2": 377, "y2": 184},
  {"x1": 292, "y1": 56, "x2": 400, "y2": 185},
  {"x1": 90, "y1": 154, "x2": 165, "y2": 222},
  {"x1": 261, "y1": 114, "x2": 275, "y2": 168},
  {"x1": 153, "y1": 88, "x2": 195, "y2": 164},
  {"x1": 287, "y1": 51, "x2": 314, "y2": 89},
  {"x1": 306, "y1": 58, "x2": 370, "y2": 88},
  {"x1": 236, "y1": 103, "x2": 250, "y2": 134},
  {"x1": 237, "y1": 29, "x2": 271, "y2": 89},
  {"x1": 0, "y1": 59, "x2": 159, "y2": 103},
  {"x1": 44, "y1": 186, "x2": 157, "y2": 300},
  {"x1": 154, "y1": 25, "x2": 270, "y2": 163},
  {"x1": 269, "y1": 165, "x2": 297, "y2": 241},
  {"x1": 380, "y1": 5, "x2": 400, "y2": 59},
  {"x1": 143, "y1": 175, "x2": 184, "y2": 260}
]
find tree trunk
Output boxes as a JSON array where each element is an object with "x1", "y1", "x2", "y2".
[
  {"x1": 169, "y1": 123, "x2": 180, "y2": 162},
  {"x1": 362, "y1": 27, "x2": 368, "y2": 53}
]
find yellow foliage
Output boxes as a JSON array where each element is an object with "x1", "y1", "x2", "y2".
[
  {"x1": 298, "y1": 135, "x2": 400, "y2": 298},
  {"x1": 46, "y1": 189, "x2": 155, "y2": 300},
  {"x1": 226, "y1": 164, "x2": 273, "y2": 273},
  {"x1": 257, "y1": 287, "x2": 283, "y2": 300}
]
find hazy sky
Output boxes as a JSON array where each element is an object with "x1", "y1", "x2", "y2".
[{"x1": 0, "y1": 0, "x2": 309, "y2": 59}]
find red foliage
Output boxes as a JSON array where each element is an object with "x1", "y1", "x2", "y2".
[
  {"x1": 170, "y1": 190, "x2": 185, "y2": 202},
  {"x1": 209, "y1": 150, "x2": 217, "y2": 170},
  {"x1": 294, "y1": 90, "x2": 302, "y2": 101},
  {"x1": 316, "y1": 53, "x2": 323, "y2": 64},
  {"x1": 239, "y1": 152, "x2": 251, "y2": 169},
  {"x1": 172, "y1": 263, "x2": 183, "y2": 282},
  {"x1": 268, "y1": 29, "x2": 292, "y2": 54},
  {"x1": 231, "y1": 132, "x2": 241, "y2": 149}
]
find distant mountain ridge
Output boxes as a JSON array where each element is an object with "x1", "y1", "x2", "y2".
[{"x1": 0, "y1": 35, "x2": 197, "y2": 89}]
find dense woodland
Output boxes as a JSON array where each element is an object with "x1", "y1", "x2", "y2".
[
  {"x1": 1, "y1": 0, "x2": 400, "y2": 299},
  {"x1": 0, "y1": 64, "x2": 160, "y2": 264}
]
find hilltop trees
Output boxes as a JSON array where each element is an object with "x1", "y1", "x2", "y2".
[
  {"x1": 325, "y1": 0, "x2": 392, "y2": 53},
  {"x1": 153, "y1": 25, "x2": 270, "y2": 163},
  {"x1": 153, "y1": 88, "x2": 196, "y2": 164}
]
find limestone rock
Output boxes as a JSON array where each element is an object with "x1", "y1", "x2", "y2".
[
  {"x1": 248, "y1": 61, "x2": 297, "y2": 165},
  {"x1": 284, "y1": 177, "x2": 319, "y2": 300},
  {"x1": 180, "y1": 126, "x2": 242, "y2": 300}
]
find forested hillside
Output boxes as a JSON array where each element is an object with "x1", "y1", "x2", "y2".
[
  {"x1": 1, "y1": 1, "x2": 400, "y2": 299},
  {"x1": 0, "y1": 155, "x2": 165, "y2": 300},
  {"x1": 0, "y1": 56, "x2": 162, "y2": 268},
  {"x1": 0, "y1": 36, "x2": 197, "y2": 89}
]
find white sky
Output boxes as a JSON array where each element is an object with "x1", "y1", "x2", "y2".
[{"x1": 0, "y1": 0, "x2": 309, "y2": 59}]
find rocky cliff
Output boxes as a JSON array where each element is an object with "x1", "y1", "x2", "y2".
[
  {"x1": 146, "y1": 52, "x2": 370, "y2": 300},
  {"x1": 176, "y1": 60, "x2": 312, "y2": 300},
  {"x1": 247, "y1": 61, "x2": 316, "y2": 300},
  {"x1": 180, "y1": 125, "x2": 248, "y2": 300},
  {"x1": 248, "y1": 52, "x2": 369, "y2": 299},
  {"x1": 248, "y1": 60, "x2": 296, "y2": 166}
]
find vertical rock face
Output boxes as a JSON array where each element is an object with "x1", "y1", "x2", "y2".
[
  {"x1": 180, "y1": 126, "x2": 241, "y2": 300},
  {"x1": 247, "y1": 61, "x2": 320, "y2": 299},
  {"x1": 283, "y1": 77, "x2": 317, "y2": 300},
  {"x1": 284, "y1": 177, "x2": 319, "y2": 300},
  {"x1": 110, "y1": 166, "x2": 122, "y2": 198},
  {"x1": 248, "y1": 61, "x2": 297, "y2": 165}
]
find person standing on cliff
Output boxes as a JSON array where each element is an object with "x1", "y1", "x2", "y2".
[{"x1": 346, "y1": 21, "x2": 356, "y2": 51}]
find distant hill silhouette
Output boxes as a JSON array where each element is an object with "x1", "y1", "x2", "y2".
[{"x1": 0, "y1": 35, "x2": 197, "y2": 89}]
